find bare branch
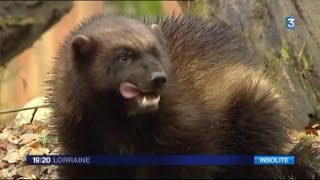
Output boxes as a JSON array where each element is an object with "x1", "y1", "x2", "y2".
[{"x1": 0, "y1": 104, "x2": 51, "y2": 115}]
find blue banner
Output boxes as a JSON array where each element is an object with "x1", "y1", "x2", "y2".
[{"x1": 26, "y1": 155, "x2": 294, "y2": 166}]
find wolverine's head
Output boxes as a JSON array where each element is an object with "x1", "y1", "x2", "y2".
[{"x1": 69, "y1": 16, "x2": 170, "y2": 116}]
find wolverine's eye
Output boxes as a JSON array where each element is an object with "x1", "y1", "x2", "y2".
[{"x1": 118, "y1": 54, "x2": 129, "y2": 63}]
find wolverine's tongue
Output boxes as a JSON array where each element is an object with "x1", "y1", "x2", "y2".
[
  {"x1": 119, "y1": 82, "x2": 140, "y2": 99},
  {"x1": 119, "y1": 82, "x2": 161, "y2": 106}
]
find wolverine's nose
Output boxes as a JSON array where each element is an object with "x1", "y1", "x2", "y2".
[{"x1": 150, "y1": 72, "x2": 167, "y2": 85}]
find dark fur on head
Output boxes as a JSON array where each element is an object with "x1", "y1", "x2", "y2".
[{"x1": 47, "y1": 14, "x2": 320, "y2": 179}]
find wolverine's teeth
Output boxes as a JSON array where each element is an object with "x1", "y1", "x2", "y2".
[
  {"x1": 142, "y1": 96, "x2": 147, "y2": 106},
  {"x1": 141, "y1": 95, "x2": 161, "y2": 107},
  {"x1": 152, "y1": 96, "x2": 160, "y2": 104}
]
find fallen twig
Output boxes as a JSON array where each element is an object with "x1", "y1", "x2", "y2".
[{"x1": 0, "y1": 105, "x2": 51, "y2": 115}]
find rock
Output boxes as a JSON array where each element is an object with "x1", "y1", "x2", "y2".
[{"x1": 14, "y1": 97, "x2": 52, "y2": 126}]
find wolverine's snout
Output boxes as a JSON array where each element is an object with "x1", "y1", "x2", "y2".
[{"x1": 149, "y1": 71, "x2": 167, "y2": 88}]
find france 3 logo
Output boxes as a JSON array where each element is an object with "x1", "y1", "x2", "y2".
[{"x1": 286, "y1": 16, "x2": 295, "y2": 30}]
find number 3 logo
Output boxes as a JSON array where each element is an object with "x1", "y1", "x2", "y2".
[
  {"x1": 288, "y1": 18, "x2": 295, "y2": 27},
  {"x1": 286, "y1": 16, "x2": 295, "y2": 30}
]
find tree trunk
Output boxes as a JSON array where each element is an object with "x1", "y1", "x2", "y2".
[
  {"x1": 178, "y1": 0, "x2": 320, "y2": 129},
  {"x1": 0, "y1": 1, "x2": 72, "y2": 67}
]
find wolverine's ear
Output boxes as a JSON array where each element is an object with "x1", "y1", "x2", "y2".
[
  {"x1": 71, "y1": 35, "x2": 96, "y2": 59},
  {"x1": 151, "y1": 24, "x2": 166, "y2": 45}
]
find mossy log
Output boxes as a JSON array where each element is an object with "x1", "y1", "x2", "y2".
[{"x1": 0, "y1": 1, "x2": 72, "y2": 67}]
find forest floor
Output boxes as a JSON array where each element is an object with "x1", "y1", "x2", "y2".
[
  {"x1": 0, "y1": 121, "x2": 59, "y2": 179},
  {"x1": 0, "y1": 117, "x2": 319, "y2": 179}
]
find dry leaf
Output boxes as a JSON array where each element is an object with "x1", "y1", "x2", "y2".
[
  {"x1": 49, "y1": 147, "x2": 61, "y2": 155},
  {"x1": 20, "y1": 165, "x2": 40, "y2": 179},
  {"x1": 29, "y1": 146, "x2": 50, "y2": 155},
  {"x1": 19, "y1": 140, "x2": 50, "y2": 158},
  {"x1": 18, "y1": 134, "x2": 40, "y2": 145},
  {"x1": 40, "y1": 128, "x2": 51, "y2": 137},
  {"x1": 28, "y1": 141, "x2": 40, "y2": 148},
  {"x1": 1, "y1": 164, "x2": 18, "y2": 178},
  {"x1": 12, "y1": 174, "x2": 23, "y2": 179},
  {"x1": 0, "y1": 125, "x2": 5, "y2": 132},
  {"x1": 0, "y1": 139, "x2": 9, "y2": 151},
  {"x1": 0, "y1": 149, "x2": 6, "y2": 160},
  {"x1": 0, "y1": 161, "x2": 10, "y2": 169},
  {"x1": 6, "y1": 141, "x2": 18, "y2": 152},
  {"x1": 32, "y1": 120, "x2": 46, "y2": 126},
  {"x1": 0, "y1": 127, "x2": 15, "y2": 140},
  {"x1": 2, "y1": 126, "x2": 15, "y2": 134},
  {"x1": 40, "y1": 165, "x2": 59, "y2": 179},
  {"x1": 3, "y1": 150, "x2": 22, "y2": 164},
  {"x1": 17, "y1": 124, "x2": 39, "y2": 135},
  {"x1": 305, "y1": 124, "x2": 319, "y2": 136},
  {"x1": 16, "y1": 124, "x2": 27, "y2": 130},
  {"x1": 7, "y1": 132, "x2": 21, "y2": 144},
  {"x1": 18, "y1": 146, "x2": 32, "y2": 159},
  {"x1": 33, "y1": 125, "x2": 46, "y2": 133},
  {"x1": 0, "y1": 133, "x2": 8, "y2": 140}
]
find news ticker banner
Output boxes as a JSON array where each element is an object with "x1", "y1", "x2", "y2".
[{"x1": 26, "y1": 155, "x2": 294, "y2": 166}]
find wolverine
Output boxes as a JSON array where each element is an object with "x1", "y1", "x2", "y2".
[{"x1": 48, "y1": 14, "x2": 320, "y2": 179}]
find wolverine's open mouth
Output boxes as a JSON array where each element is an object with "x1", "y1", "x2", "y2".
[{"x1": 119, "y1": 82, "x2": 161, "y2": 108}]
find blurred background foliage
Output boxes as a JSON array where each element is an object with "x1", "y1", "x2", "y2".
[{"x1": 104, "y1": 1, "x2": 164, "y2": 17}]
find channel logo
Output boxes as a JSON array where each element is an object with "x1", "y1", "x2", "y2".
[{"x1": 286, "y1": 16, "x2": 295, "y2": 30}]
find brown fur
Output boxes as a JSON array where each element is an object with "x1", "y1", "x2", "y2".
[{"x1": 47, "y1": 14, "x2": 318, "y2": 179}]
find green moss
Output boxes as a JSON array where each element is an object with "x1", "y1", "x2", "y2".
[
  {"x1": 302, "y1": 56, "x2": 309, "y2": 69},
  {"x1": 280, "y1": 39, "x2": 290, "y2": 64},
  {"x1": 39, "y1": 135, "x2": 58, "y2": 145},
  {"x1": 110, "y1": 1, "x2": 164, "y2": 18},
  {"x1": 262, "y1": 47, "x2": 299, "y2": 98},
  {"x1": 281, "y1": 48, "x2": 289, "y2": 62},
  {"x1": 25, "y1": 1, "x2": 41, "y2": 6},
  {"x1": 38, "y1": 136, "x2": 49, "y2": 145},
  {"x1": 263, "y1": 52, "x2": 283, "y2": 85},
  {"x1": 177, "y1": 0, "x2": 209, "y2": 17},
  {"x1": 0, "y1": 16, "x2": 35, "y2": 29},
  {"x1": 307, "y1": 133, "x2": 316, "y2": 140},
  {"x1": 294, "y1": 43, "x2": 320, "y2": 110}
]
